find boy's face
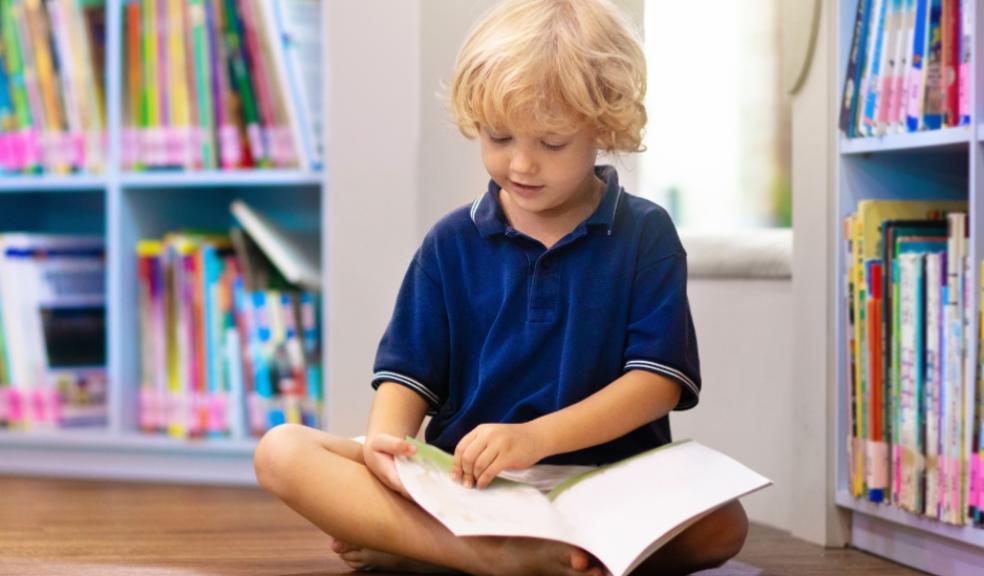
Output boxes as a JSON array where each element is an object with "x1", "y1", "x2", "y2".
[{"x1": 479, "y1": 116, "x2": 600, "y2": 221}]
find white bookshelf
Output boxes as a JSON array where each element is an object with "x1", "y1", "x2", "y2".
[
  {"x1": 834, "y1": 1, "x2": 984, "y2": 574},
  {"x1": 0, "y1": 1, "x2": 326, "y2": 485}
]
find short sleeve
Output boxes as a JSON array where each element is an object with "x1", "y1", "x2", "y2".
[
  {"x1": 372, "y1": 252, "x2": 449, "y2": 414},
  {"x1": 623, "y1": 252, "x2": 701, "y2": 410}
]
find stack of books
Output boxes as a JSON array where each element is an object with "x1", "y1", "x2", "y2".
[
  {"x1": 136, "y1": 200, "x2": 322, "y2": 439},
  {"x1": 843, "y1": 199, "x2": 984, "y2": 527},
  {"x1": 840, "y1": 0, "x2": 972, "y2": 138},
  {"x1": 0, "y1": 0, "x2": 108, "y2": 175},
  {"x1": 122, "y1": 0, "x2": 323, "y2": 172},
  {"x1": 0, "y1": 233, "x2": 107, "y2": 429}
]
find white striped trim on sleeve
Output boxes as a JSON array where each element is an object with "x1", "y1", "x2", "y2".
[
  {"x1": 372, "y1": 371, "x2": 441, "y2": 407},
  {"x1": 623, "y1": 360, "x2": 700, "y2": 409}
]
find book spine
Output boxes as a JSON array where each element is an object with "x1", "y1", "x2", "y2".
[
  {"x1": 841, "y1": 0, "x2": 872, "y2": 136},
  {"x1": 958, "y1": 0, "x2": 971, "y2": 125},
  {"x1": 907, "y1": 0, "x2": 930, "y2": 131},
  {"x1": 940, "y1": 0, "x2": 959, "y2": 127},
  {"x1": 236, "y1": 0, "x2": 272, "y2": 167},
  {"x1": 864, "y1": 0, "x2": 891, "y2": 134},
  {"x1": 925, "y1": 251, "x2": 943, "y2": 518},
  {"x1": 190, "y1": 0, "x2": 215, "y2": 169},
  {"x1": 890, "y1": 0, "x2": 916, "y2": 130},
  {"x1": 222, "y1": 0, "x2": 261, "y2": 166},
  {"x1": 923, "y1": 0, "x2": 944, "y2": 130},
  {"x1": 876, "y1": 0, "x2": 902, "y2": 132}
]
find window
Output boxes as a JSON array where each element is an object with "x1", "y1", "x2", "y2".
[{"x1": 637, "y1": 0, "x2": 791, "y2": 230}]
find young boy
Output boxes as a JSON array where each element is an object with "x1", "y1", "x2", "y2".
[{"x1": 255, "y1": 0, "x2": 748, "y2": 574}]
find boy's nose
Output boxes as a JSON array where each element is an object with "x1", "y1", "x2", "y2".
[{"x1": 510, "y1": 150, "x2": 536, "y2": 174}]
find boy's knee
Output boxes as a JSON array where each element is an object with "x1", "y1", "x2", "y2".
[
  {"x1": 705, "y1": 501, "x2": 749, "y2": 567},
  {"x1": 254, "y1": 423, "x2": 308, "y2": 497}
]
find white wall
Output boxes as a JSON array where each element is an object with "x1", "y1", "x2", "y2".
[
  {"x1": 673, "y1": 278, "x2": 794, "y2": 530},
  {"x1": 324, "y1": 0, "x2": 422, "y2": 435}
]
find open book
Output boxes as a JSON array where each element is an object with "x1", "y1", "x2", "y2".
[{"x1": 395, "y1": 438, "x2": 771, "y2": 576}]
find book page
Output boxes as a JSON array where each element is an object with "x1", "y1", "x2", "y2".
[
  {"x1": 548, "y1": 440, "x2": 771, "y2": 576},
  {"x1": 395, "y1": 440, "x2": 577, "y2": 542}
]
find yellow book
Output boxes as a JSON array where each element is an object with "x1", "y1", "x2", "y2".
[
  {"x1": 168, "y1": 0, "x2": 191, "y2": 167},
  {"x1": 24, "y1": 0, "x2": 67, "y2": 173}
]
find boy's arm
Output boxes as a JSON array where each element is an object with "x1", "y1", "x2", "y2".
[
  {"x1": 363, "y1": 382, "x2": 430, "y2": 497},
  {"x1": 528, "y1": 369, "x2": 682, "y2": 457},
  {"x1": 453, "y1": 370, "x2": 683, "y2": 488},
  {"x1": 367, "y1": 381, "x2": 429, "y2": 440}
]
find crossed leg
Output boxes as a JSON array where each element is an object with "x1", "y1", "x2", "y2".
[
  {"x1": 254, "y1": 424, "x2": 602, "y2": 576},
  {"x1": 254, "y1": 423, "x2": 748, "y2": 576}
]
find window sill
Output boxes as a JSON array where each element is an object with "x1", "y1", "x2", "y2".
[{"x1": 679, "y1": 228, "x2": 792, "y2": 280}]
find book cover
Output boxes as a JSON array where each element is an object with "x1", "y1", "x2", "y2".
[{"x1": 230, "y1": 199, "x2": 320, "y2": 291}]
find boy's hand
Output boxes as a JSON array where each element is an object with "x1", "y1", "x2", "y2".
[
  {"x1": 452, "y1": 423, "x2": 545, "y2": 489},
  {"x1": 363, "y1": 433, "x2": 416, "y2": 499}
]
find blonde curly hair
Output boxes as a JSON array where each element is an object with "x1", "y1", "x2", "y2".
[{"x1": 448, "y1": 0, "x2": 647, "y2": 152}]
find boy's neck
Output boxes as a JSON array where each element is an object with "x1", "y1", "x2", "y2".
[{"x1": 500, "y1": 174, "x2": 606, "y2": 250}]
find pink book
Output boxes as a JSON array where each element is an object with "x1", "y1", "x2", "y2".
[
  {"x1": 70, "y1": 131, "x2": 85, "y2": 171},
  {"x1": 206, "y1": 392, "x2": 227, "y2": 435},
  {"x1": 7, "y1": 387, "x2": 23, "y2": 425},
  {"x1": 0, "y1": 133, "x2": 11, "y2": 172},
  {"x1": 894, "y1": 445, "x2": 903, "y2": 504},
  {"x1": 139, "y1": 388, "x2": 154, "y2": 431},
  {"x1": 970, "y1": 456, "x2": 979, "y2": 512},
  {"x1": 9, "y1": 132, "x2": 25, "y2": 171}
]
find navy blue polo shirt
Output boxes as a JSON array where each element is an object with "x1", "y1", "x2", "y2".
[{"x1": 372, "y1": 165, "x2": 700, "y2": 465}]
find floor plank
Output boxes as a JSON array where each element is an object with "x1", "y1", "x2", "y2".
[{"x1": 0, "y1": 476, "x2": 924, "y2": 575}]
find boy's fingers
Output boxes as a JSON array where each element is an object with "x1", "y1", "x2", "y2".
[
  {"x1": 472, "y1": 447, "x2": 498, "y2": 487},
  {"x1": 452, "y1": 435, "x2": 472, "y2": 478},
  {"x1": 460, "y1": 439, "x2": 487, "y2": 487},
  {"x1": 373, "y1": 435, "x2": 414, "y2": 457},
  {"x1": 476, "y1": 454, "x2": 502, "y2": 489}
]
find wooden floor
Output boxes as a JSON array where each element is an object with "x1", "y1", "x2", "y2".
[{"x1": 0, "y1": 476, "x2": 924, "y2": 576}]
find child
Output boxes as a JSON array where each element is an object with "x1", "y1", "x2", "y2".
[{"x1": 255, "y1": 0, "x2": 748, "y2": 574}]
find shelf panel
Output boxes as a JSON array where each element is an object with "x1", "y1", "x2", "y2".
[
  {"x1": 0, "y1": 429, "x2": 257, "y2": 455},
  {"x1": 840, "y1": 127, "x2": 971, "y2": 155},
  {"x1": 0, "y1": 430, "x2": 259, "y2": 485},
  {"x1": 120, "y1": 170, "x2": 323, "y2": 189},
  {"x1": 835, "y1": 490, "x2": 984, "y2": 549},
  {"x1": 0, "y1": 175, "x2": 108, "y2": 193}
]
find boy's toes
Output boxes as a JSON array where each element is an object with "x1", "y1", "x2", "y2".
[
  {"x1": 568, "y1": 547, "x2": 603, "y2": 575},
  {"x1": 340, "y1": 549, "x2": 372, "y2": 570},
  {"x1": 569, "y1": 548, "x2": 590, "y2": 571},
  {"x1": 329, "y1": 537, "x2": 357, "y2": 555}
]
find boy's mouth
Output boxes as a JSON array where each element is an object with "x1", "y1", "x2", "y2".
[{"x1": 510, "y1": 181, "x2": 544, "y2": 196}]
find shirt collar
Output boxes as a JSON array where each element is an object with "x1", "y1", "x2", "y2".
[{"x1": 470, "y1": 165, "x2": 624, "y2": 238}]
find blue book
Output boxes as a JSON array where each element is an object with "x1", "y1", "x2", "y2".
[
  {"x1": 863, "y1": 0, "x2": 891, "y2": 135},
  {"x1": 922, "y1": 0, "x2": 944, "y2": 130},
  {"x1": 842, "y1": 0, "x2": 874, "y2": 137},
  {"x1": 906, "y1": 0, "x2": 931, "y2": 131}
]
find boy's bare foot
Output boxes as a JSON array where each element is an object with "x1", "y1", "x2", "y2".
[
  {"x1": 330, "y1": 536, "x2": 603, "y2": 576},
  {"x1": 466, "y1": 536, "x2": 604, "y2": 576},
  {"x1": 330, "y1": 537, "x2": 457, "y2": 573}
]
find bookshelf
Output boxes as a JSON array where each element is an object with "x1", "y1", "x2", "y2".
[
  {"x1": 0, "y1": 0, "x2": 325, "y2": 486},
  {"x1": 835, "y1": 0, "x2": 984, "y2": 573}
]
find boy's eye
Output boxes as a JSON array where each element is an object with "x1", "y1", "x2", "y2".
[
  {"x1": 489, "y1": 135, "x2": 512, "y2": 144},
  {"x1": 542, "y1": 141, "x2": 568, "y2": 151}
]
